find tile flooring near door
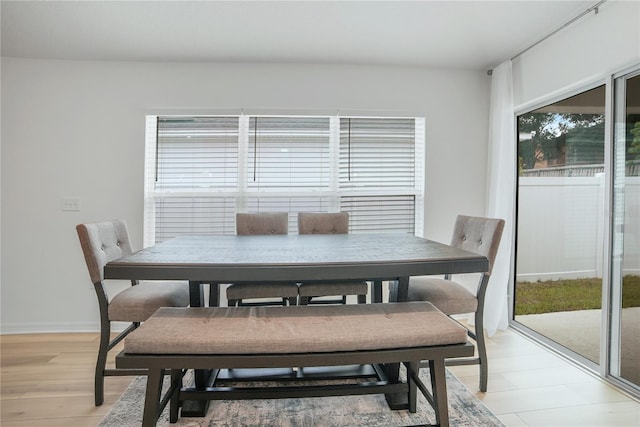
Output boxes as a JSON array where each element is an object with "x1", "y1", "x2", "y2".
[
  {"x1": 448, "y1": 328, "x2": 640, "y2": 426},
  {"x1": 1, "y1": 329, "x2": 638, "y2": 427}
]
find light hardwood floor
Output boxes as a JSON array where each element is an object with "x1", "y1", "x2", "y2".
[{"x1": 1, "y1": 329, "x2": 638, "y2": 426}]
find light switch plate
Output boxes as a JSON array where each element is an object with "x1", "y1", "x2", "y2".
[{"x1": 62, "y1": 197, "x2": 81, "y2": 211}]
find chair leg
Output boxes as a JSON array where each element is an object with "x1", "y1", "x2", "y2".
[
  {"x1": 94, "y1": 320, "x2": 111, "y2": 406},
  {"x1": 475, "y1": 309, "x2": 488, "y2": 392}
]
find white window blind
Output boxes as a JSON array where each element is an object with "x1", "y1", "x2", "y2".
[
  {"x1": 341, "y1": 195, "x2": 417, "y2": 233},
  {"x1": 153, "y1": 196, "x2": 236, "y2": 242},
  {"x1": 338, "y1": 117, "x2": 423, "y2": 233},
  {"x1": 156, "y1": 116, "x2": 239, "y2": 190},
  {"x1": 145, "y1": 116, "x2": 239, "y2": 243},
  {"x1": 339, "y1": 118, "x2": 416, "y2": 190},
  {"x1": 246, "y1": 116, "x2": 330, "y2": 191},
  {"x1": 144, "y1": 113, "x2": 425, "y2": 246}
]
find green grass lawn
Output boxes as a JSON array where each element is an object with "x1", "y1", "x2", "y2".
[{"x1": 515, "y1": 275, "x2": 640, "y2": 315}]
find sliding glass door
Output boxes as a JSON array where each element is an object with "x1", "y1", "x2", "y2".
[
  {"x1": 513, "y1": 68, "x2": 640, "y2": 398},
  {"x1": 515, "y1": 85, "x2": 606, "y2": 366},
  {"x1": 611, "y1": 71, "x2": 640, "y2": 389}
]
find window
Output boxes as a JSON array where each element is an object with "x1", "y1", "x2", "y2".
[
  {"x1": 339, "y1": 117, "x2": 422, "y2": 232},
  {"x1": 144, "y1": 113, "x2": 425, "y2": 245}
]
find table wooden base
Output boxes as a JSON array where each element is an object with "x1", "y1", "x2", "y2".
[
  {"x1": 180, "y1": 364, "x2": 393, "y2": 418},
  {"x1": 180, "y1": 368, "x2": 216, "y2": 417}
]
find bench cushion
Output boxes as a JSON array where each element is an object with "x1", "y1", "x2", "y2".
[{"x1": 123, "y1": 302, "x2": 467, "y2": 355}]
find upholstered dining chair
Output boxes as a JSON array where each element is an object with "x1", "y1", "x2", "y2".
[
  {"x1": 76, "y1": 219, "x2": 189, "y2": 406},
  {"x1": 297, "y1": 212, "x2": 368, "y2": 305},
  {"x1": 226, "y1": 212, "x2": 299, "y2": 306},
  {"x1": 402, "y1": 214, "x2": 504, "y2": 392}
]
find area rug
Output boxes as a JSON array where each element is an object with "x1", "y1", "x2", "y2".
[{"x1": 99, "y1": 368, "x2": 503, "y2": 427}]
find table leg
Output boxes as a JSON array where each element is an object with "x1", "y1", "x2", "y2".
[
  {"x1": 384, "y1": 276, "x2": 409, "y2": 410},
  {"x1": 372, "y1": 280, "x2": 383, "y2": 303},
  {"x1": 188, "y1": 281, "x2": 204, "y2": 307},
  {"x1": 396, "y1": 277, "x2": 409, "y2": 302},
  {"x1": 208, "y1": 282, "x2": 220, "y2": 307}
]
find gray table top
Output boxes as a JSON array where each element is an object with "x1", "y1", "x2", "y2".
[{"x1": 105, "y1": 233, "x2": 488, "y2": 282}]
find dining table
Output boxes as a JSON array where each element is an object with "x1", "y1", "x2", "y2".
[{"x1": 104, "y1": 233, "x2": 489, "y2": 416}]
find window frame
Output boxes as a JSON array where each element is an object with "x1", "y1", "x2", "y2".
[{"x1": 144, "y1": 112, "x2": 425, "y2": 246}]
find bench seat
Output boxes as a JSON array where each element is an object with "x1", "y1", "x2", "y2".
[{"x1": 117, "y1": 302, "x2": 473, "y2": 427}]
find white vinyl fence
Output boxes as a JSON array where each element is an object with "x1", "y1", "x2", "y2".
[{"x1": 517, "y1": 175, "x2": 640, "y2": 282}]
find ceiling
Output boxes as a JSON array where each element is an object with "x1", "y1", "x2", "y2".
[{"x1": 1, "y1": 1, "x2": 599, "y2": 70}]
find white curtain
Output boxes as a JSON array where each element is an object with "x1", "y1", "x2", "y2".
[{"x1": 484, "y1": 60, "x2": 515, "y2": 336}]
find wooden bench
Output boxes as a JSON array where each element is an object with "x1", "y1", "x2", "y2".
[{"x1": 116, "y1": 302, "x2": 473, "y2": 427}]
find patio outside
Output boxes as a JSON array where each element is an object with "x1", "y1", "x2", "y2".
[{"x1": 515, "y1": 276, "x2": 640, "y2": 385}]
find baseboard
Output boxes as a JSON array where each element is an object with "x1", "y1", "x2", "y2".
[{"x1": 0, "y1": 320, "x2": 129, "y2": 335}]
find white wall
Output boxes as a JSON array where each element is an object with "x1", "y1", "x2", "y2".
[
  {"x1": 0, "y1": 59, "x2": 490, "y2": 333},
  {"x1": 512, "y1": 0, "x2": 639, "y2": 107}
]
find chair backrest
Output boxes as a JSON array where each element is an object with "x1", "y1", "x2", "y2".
[
  {"x1": 236, "y1": 212, "x2": 288, "y2": 235},
  {"x1": 450, "y1": 215, "x2": 505, "y2": 275},
  {"x1": 76, "y1": 219, "x2": 134, "y2": 284},
  {"x1": 298, "y1": 212, "x2": 349, "y2": 235}
]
